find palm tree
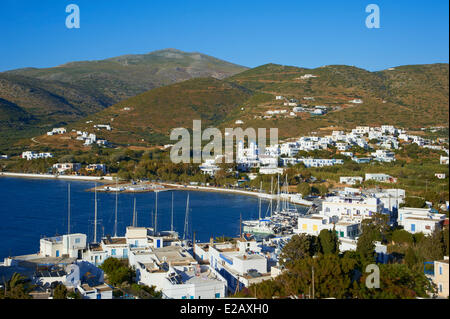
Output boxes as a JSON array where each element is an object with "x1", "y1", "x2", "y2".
[{"x1": 1, "y1": 273, "x2": 33, "y2": 299}]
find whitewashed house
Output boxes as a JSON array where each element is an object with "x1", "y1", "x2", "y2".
[
  {"x1": 340, "y1": 176, "x2": 364, "y2": 185},
  {"x1": 52, "y1": 163, "x2": 81, "y2": 174},
  {"x1": 365, "y1": 173, "x2": 397, "y2": 183},
  {"x1": 398, "y1": 207, "x2": 446, "y2": 235}
]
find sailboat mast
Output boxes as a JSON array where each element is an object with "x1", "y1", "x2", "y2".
[
  {"x1": 183, "y1": 194, "x2": 190, "y2": 240},
  {"x1": 94, "y1": 183, "x2": 98, "y2": 244},
  {"x1": 240, "y1": 213, "x2": 242, "y2": 239},
  {"x1": 132, "y1": 197, "x2": 136, "y2": 227},
  {"x1": 114, "y1": 180, "x2": 118, "y2": 237},
  {"x1": 270, "y1": 176, "x2": 273, "y2": 217},
  {"x1": 67, "y1": 183, "x2": 71, "y2": 235},
  {"x1": 285, "y1": 174, "x2": 289, "y2": 211},
  {"x1": 276, "y1": 174, "x2": 280, "y2": 212},
  {"x1": 171, "y1": 192, "x2": 174, "y2": 232},
  {"x1": 154, "y1": 191, "x2": 158, "y2": 235},
  {"x1": 258, "y1": 181, "x2": 262, "y2": 220}
]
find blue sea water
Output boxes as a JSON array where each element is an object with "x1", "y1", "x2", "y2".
[{"x1": 0, "y1": 177, "x2": 308, "y2": 259}]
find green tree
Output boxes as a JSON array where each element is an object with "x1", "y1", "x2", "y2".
[
  {"x1": 318, "y1": 229, "x2": 339, "y2": 255},
  {"x1": 53, "y1": 283, "x2": 67, "y2": 299},
  {"x1": 279, "y1": 234, "x2": 317, "y2": 267},
  {"x1": 416, "y1": 229, "x2": 446, "y2": 261},
  {"x1": 67, "y1": 290, "x2": 83, "y2": 299},
  {"x1": 130, "y1": 284, "x2": 162, "y2": 299},
  {"x1": 0, "y1": 273, "x2": 34, "y2": 299},
  {"x1": 401, "y1": 197, "x2": 426, "y2": 208},
  {"x1": 356, "y1": 225, "x2": 377, "y2": 267},
  {"x1": 404, "y1": 247, "x2": 418, "y2": 268},
  {"x1": 108, "y1": 266, "x2": 134, "y2": 286},
  {"x1": 101, "y1": 257, "x2": 123, "y2": 275},
  {"x1": 101, "y1": 257, "x2": 135, "y2": 287},
  {"x1": 296, "y1": 183, "x2": 311, "y2": 196},
  {"x1": 391, "y1": 229, "x2": 414, "y2": 245},
  {"x1": 283, "y1": 254, "x2": 356, "y2": 298},
  {"x1": 356, "y1": 264, "x2": 435, "y2": 299},
  {"x1": 443, "y1": 226, "x2": 449, "y2": 256}
]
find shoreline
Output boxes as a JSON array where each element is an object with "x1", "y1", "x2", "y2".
[
  {"x1": 161, "y1": 183, "x2": 314, "y2": 207},
  {"x1": 0, "y1": 173, "x2": 314, "y2": 207},
  {"x1": 0, "y1": 172, "x2": 115, "y2": 183}
]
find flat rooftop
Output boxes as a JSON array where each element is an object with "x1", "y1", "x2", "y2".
[
  {"x1": 154, "y1": 247, "x2": 196, "y2": 266},
  {"x1": 180, "y1": 268, "x2": 224, "y2": 286},
  {"x1": 103, "y1": 237, "x2": 127, "y2": 245},
  {"x1": 234, "y1": 254, "x2": 266, "y2": 261},
  {"x1": 11, "y1": 255, "x2": 77, "y2": 266},
  {"x1": 405, "y1": 217, "x2": 441, "y2": 221}
]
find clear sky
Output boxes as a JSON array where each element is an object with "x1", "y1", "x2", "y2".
[{"x1": 0, "y1": 0, "x2": 448, "y2": 72}]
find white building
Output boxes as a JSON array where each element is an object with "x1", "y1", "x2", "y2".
[
  {"x1": 364, "y1": 188, "x2": 405, "y2": 215},
  {"x1": 300, "y1": 74, "x2": 318, "y2": 79},
  {"x1": 298, "y1": 158, "x2": 344, "y2": 168},
  {"x1": 52, "y1": 163, "x2": 81, "y2": 174},
  {"x1": 295, "y1": 215, "x2": 360, "y2": 239},
  {"x1": 398, "y1": 207, "x2": 446, "y2": 235},
  {"x1": 21, "y1": 151, "x2": 53, "y2": 160},
  {"x1": 206, "y1": 239, "x2": 271, "y2": 293},
  {"x1": 129, "y1": 245, "x2": 226, "y2": 299},
  {"x1": 259, "y1": 166, "x2": 284, "y2": 175},
  {"x1": 336, "y1": 142, "x2": 351, "y2": 151},
  {"x1": 341, "y1": 152, "x2": 354, "y2": 158},
  {"x1": 94, "y1": 124, "x2": 112, "y2": 131},
  {"x1": 47, "y1": 127, "x2": 67, "y2": 136},
  {"x1": 199, "y1": 159, "x2": 221, "y2": 176},
  {"x1": 353, "y1": 126, "x2": 370, "y2": 135},
  {"x1": 86, "y1": 164, "x2": 107, "y2": 174},
  {"x1": 321, "y1": 195, "x2": 384, "y2": 222},
  {"x1": 365, "y1": 173, "x2": 397, "y2": 183},
  {"x1": 371, "y1": 150, "x2": 396, "y2": 162},
  {"x1": 40, "y1": 234, "x2": 87, "y2": 259},
  {"x1": 340, "y1": 176, "x2": 364, "y2": 185}
]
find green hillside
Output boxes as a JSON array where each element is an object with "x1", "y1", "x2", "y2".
[
  {"x1": 0, "y1": 98, "x2": 35, "y2": 124},
  {"x1": 227, "y1": 63, "x2": 449, "y2": 135},
  {"x1": 73, "y1": 77, "x2": 253, "y2": 145},
  {"x1": 1, "y1": 59, "x2": 448, "y2": 150},
  {"x1": 0, "y1": 49, "x2": 248, "y2": 147},
  {"x1": 6, "y1": 48, "x2": 248, "y2": 103}
]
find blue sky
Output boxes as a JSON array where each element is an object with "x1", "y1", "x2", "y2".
[{"x1": 0, "y1": 0, "x2": 448, "y2": 71}]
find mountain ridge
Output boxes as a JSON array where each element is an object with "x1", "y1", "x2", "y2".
[{"x1": 0, "y1": 49, "x2": 249, "y2": 147}]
